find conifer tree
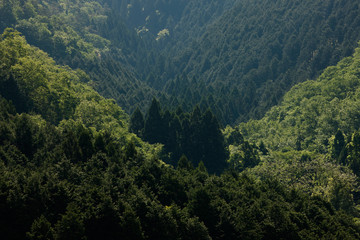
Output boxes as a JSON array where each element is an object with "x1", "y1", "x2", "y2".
[
  {"x1": 130, "y1": 107, "x2": 144, "y2": 137},
  {"x1": 15, "y1": 114, "x2": 33, "y2": 157},
  {"x1": 200, "y1": 109, "x2": 228, "y2": 174},
  {"x1": 332, "y1": 129, "x2": 346, "y2": 164},
  {"x1": 144, "y1": 98, "x2": 164, "y2": 144}
]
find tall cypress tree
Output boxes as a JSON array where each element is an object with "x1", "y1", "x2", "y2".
[
  {"x1": 15, "y1": 114, "x2": 33, "y2": 158},
  {"x1": 130, "y1": 107, "x2": 144, "y2": 137},
  {"x1": 144, "y1": 98, "x2": 164, "y2": 144},
  {"x1": 200, "y1": 109, "x2": 228, "y2": 174},
  {"x1": 332, "y1": 129, "x2": 346, "y2": 164},
  {"x1": 189, "y1": 106, "x2": 203, "y2": 165}
]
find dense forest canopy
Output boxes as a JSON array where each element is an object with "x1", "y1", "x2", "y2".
[
  {"x1": 1, "y1": 27, "x2": 359, "y2": 240},
  {"x1": 1, "y1": 0, "x2": 360, "y2": 239},
  {"x1": 2, "y1": 0, "x2": 360, "y2": 124}
]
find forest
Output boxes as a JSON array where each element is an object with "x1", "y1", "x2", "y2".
[{"x1": 1, "y1": 0, "x2": 360, "y2": 239}]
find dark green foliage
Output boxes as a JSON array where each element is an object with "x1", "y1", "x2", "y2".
[
  {"x1": 241, "y1": 43, "x2": 360, "y2": 153},
  {"x1": 1, "y1": 3, "x2": 360, "y2": 240},
  {"x1": 259, "y1": 141, "x2": 269, "y2": 155},
  {"x1": 144, "y1": 98, "x2": 164, "y2": 143},
  {"x1": 224, "y1": 127, "x2": 260, "y2": 171},
  {"x1": 346, "y1": 131, "x2": 360, "y2": 176},
  {"x1": 157, "y1": 0, "x2": 360, "y2": 124},
  {"x1": 0, "y1": 0, "x2": 158, "y2": 117},
  {"x1": 2, "y1": 0, "x2": 360, "y2": 125},
  {"x1": 177, "y1": 154, "x2": 193, "y2": 171},
  {"x1": 26, "y1": 215, "x2": 54, "y2": 240},
  {"x1": 241, "y1": 141, "x2": 260, "y2": 169},
  {"x1": 0, "y1": 95, "x2": 359, "y2": 239},
  {"x1": 140, "y1": 101, "x2": 228, "y2": 174},
  {"x1": 332, "y1": 129, "x2": 347, "y2": 164},
  {"x1": 15, "y1": 114, "x2": 34, "y2": 158},
  {"x1": 198, "y1": 109, "x2": 228, "y2": 173},
  {"x1": 54, "y1": 203, "x2": 86, "y2": 240},
  {"x1": 130, "y1": 107, "x2": 145, "y2": 137}
]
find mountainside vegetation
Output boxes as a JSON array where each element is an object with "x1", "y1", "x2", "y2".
[
  {"x1": 1, "y1": 28, "x2": 359, "y2": 239},
  {"x1": 237, "y1": 42, "x2": 360, "y2": 220},
  {"x1": 3, "y1": 0, "x2": 360, "y2": 125},
  {"x1": 0, "y1": 0, "x2": 160, "y2": 115},
  {"x1": 241, "y1": 43, "x2": 360, "y2": 154},
  {"x1": 163, "y1": 0, "x2": 360, "y2": 123},
  {"x1": 2, "y1": 0, "x2": 360, "y2": 239}
]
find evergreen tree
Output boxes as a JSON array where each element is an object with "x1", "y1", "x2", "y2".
[
  {"x1": 94, "y1": 133, "x2": 106, "y2": 153},
  {"x1": 15, "y1": 114, "x2": 33, "y2": 158},
  {"x1": 188, "y1": 106, "x2": 203, "y2": 165},
  {"x1": 332, "y1": 129, "x2": 346, "y2": 164},
  {"x1": 130, "y1": 107, "x2": 144, "y2": 137},
  {"x1": 168, "y1": 115, "x2": 182, "y2": 160},
  {"x1": 144, "y1": 98, "x2": 164, "y2": 144},
  {"x1": 78, "y1": 125, "x2": 94, "y2": 161},
  {"x1": 200, "y1": 109, "x2": 228, "y2": 174}
]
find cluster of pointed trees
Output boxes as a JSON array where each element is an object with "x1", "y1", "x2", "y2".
[{"x1": 130, "y1": 98, "x2": 228, "y2": 174}]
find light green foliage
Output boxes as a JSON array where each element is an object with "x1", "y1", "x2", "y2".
[
  {"x1": 241, "y1": 43, "x2": 360, "y2": 153},
  {"x1": 156, "y1": 28, "x2": 170, "y2": 41},
  {"x1": 0, "y1": 0, "x2": 158, "y2": 116},
  {"x1": 223, "y1": 126, "x2": 260, "y2": 171},
  {"x1": 238, "y1": 45, "x2": 360, "y2": 214},
  {"x1": 248, "y1": 152, "x2": 358, "y2": 213},
  {"x1": 0, "y1": 29, "x2": 158, "y2": 158}
]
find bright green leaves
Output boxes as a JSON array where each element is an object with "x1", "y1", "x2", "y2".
[
  {"x1": 0, "y1": 28, "x2": 128, "y2": 133},
  {"x1": 224, "y1": 126, "x2": 260, "y2": 171},
  {"x1": 241, "y1": 43, "x2": 360, "y2": 152}
]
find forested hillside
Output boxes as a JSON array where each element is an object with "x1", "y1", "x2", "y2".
[
  {"x1": 241, "y1": 43, "x2": 360, "y2": 154},
  {"x1": 2, "y1": 0, "x2": 360, "y2": 239},
  {"x1": 2, "y1": 0, "x2": 360, "y2": 125},
  {"x1": 163, "y1": 0, "x2": 360, "y2": 123},
  {"x1": 0, "y1": 29, "x2": 360, "y2": 240},
  {"x1": 235, "y1": 42, "x2": 360, "y2": 218},
  {"x1": 0, "y1": 0, "x2": 160, "y2": 114},
  {"x1": 102, "y1": 0, "x2": 239, "y2": 51}
]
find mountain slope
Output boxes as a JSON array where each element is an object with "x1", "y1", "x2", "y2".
[
  {"x1": 0, "y1": 0, "x2": 159, "y2": 114},
  {"x1": 163, "y1": 0, "x2": 360, "y2": 124},
  {"x1": 1, "y1": 29, "x2": 359, "y2": 240},
  {"x1": 2, "y1": 0, "x2": 360, "y2": 126},
  {"x1": 0, "y1": 28, "x2": 139, "y2": 143},
  {"x1": 240, "y1": 42, "x2": 360, "y2": 153},
  {"x1": 102, "y1": 0, "x2": 239, "y2": 50}
]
